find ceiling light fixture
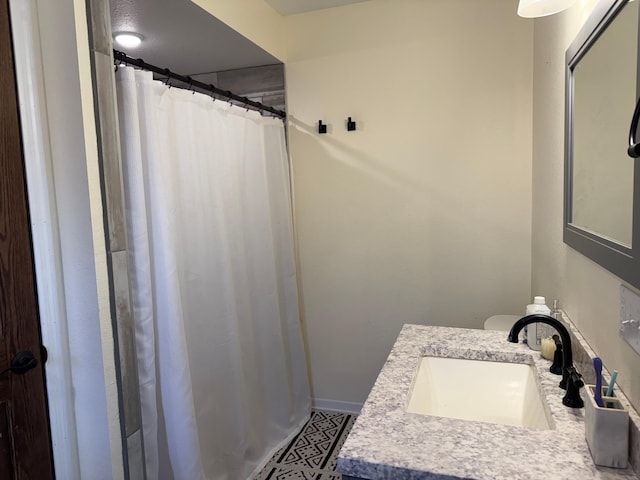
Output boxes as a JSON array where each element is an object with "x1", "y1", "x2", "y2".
[
  {"x1": 517, "y1": 0, "x2": 577, "y2": 17},
  {"x1": 114, "y1": 32, "x2": 144, "y2": 48}
]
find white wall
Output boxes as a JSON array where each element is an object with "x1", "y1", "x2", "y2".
[
  {"x1": 532, "y1": 0, "x2": 640, "y2": 412},
  {"x1": 285, "y1": 0, "x2": 534, "y2": 408}
]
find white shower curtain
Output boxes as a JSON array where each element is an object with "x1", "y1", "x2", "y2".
[{"x1": 115, "y1": 67, "x2": 311, "y2": 480}]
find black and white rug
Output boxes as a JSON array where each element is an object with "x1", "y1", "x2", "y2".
[{"x1": 255, "y1": 410, "x2": 356, "y2": 479}]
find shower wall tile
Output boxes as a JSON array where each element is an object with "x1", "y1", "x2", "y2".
[
  {"x1": 111, "y1": 250, "x2": 141, "y2": 436},
  {"x1": 94, "y1": 51, "x2": 127, "y2": 252},
  {"x1": 217, "y1": 64, "x2": 285, "y2": 96},
  {"x1": 188, "y1": 71, "x2": 218, "y2": 87},
  {"x1": 127, "y1": 430, "x2": 145, "y2": 480},
  {"x1": 85, "y1": 0, "x2": 146, "y2": 477},
  {"x1": 261, "y1": 93, "x2": 285, "y2": 108},
  {"x1": 86, "y1": 0, "x2": 112, "y2": 55}
]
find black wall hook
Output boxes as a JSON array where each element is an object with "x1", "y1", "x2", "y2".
[
  {"x1": 347, "y1": 117, "x2": 356, "y2": 131},
  {"x1": 318, "y1": 120, "x2": 327, "y2": 134}
]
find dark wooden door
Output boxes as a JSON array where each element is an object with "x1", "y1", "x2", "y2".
[{"x1": 0, "y1": 0, "x2": 55, "y2": 478}]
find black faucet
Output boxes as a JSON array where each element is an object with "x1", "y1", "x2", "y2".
[{"x1": 508, "y1": 314, "x2": 584, "y2": 408}]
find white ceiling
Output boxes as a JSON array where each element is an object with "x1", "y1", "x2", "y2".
[
  {"x1": 109, "y1": 0, "x2": 372, "y2": 76},
  {"x1": 110, "y1": 0, "x2": 280, "y2": 75},
  {"x1": 263, "y1": 0, "x2": 371, "y2": 15}
]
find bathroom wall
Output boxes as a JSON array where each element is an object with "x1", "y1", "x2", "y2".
[
  {"x1": 532, "y1": 0, "x2": 640, "y2": 412},
  {"x1": 284, "y1": 0, "x2": 534, "y2": 409}
]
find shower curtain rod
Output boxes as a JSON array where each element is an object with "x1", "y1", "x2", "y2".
[{"x1": 113, "y1": 50, "x2": 286, "y2": 119}]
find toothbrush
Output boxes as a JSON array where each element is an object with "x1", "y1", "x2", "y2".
[
  {"x1": 593, "y1": 357, "x2": 604, "y2": 407},
  {"x1": 606, "y1": 370, "x2": 619, "y2": 397}
]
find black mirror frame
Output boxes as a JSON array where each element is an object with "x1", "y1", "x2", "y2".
[{"x1": 564, "y1": 0, "x2": 640, "y2": 289}]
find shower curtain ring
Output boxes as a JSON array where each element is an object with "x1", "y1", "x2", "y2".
[
  {"x1": 186, "y1": 76, "x2": 196, "y2": 94},
  {"x1": 163, "y1": 68, "x2": 172, "y2": 88},
  {"x1": 209, "y1": 85, "x2": 216, "y2": 101}
]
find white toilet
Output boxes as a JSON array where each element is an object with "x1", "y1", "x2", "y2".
[{"x1": 483, "y1": 315, "x2": 520, "y2": 331}]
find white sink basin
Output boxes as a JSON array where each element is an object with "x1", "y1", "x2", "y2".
[{"x1": 406, "y1": 356, "x2": 551, "y2": 429}]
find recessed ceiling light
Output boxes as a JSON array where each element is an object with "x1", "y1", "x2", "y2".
[{"x1": 114, "y1": 32, "x2": 143, "y2": 48}]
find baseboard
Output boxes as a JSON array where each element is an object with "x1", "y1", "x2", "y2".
[{"x1": 312, "y1": 398, "x2": 362, "y2": 415}]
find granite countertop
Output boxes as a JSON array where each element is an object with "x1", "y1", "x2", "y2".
[{"x1": 337, "y1": 324, "x2": 640, "y2": 480}]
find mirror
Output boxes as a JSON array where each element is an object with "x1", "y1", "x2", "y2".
[
  {"x1": 570, "y1": 0, "x2": 637, "y2": 246},
  {"x1": 565, "y1": 0, "x2": 640, "y2": 288}
]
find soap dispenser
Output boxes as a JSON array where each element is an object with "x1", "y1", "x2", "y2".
[{"x1": 525, "y1": 296, "x2": 551, "y2": 351}]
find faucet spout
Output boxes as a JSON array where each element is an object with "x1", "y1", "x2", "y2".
[{"x1": 508, "y1": 314, "x2": 584, "y2": 408}]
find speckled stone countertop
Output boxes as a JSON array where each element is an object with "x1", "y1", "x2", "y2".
[{"x1": 337, "y1": 324, "x2": 640, "y2": 480}]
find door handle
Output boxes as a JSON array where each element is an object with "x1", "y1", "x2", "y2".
[
  {"x1": 0, "y1": 351, "x2": 38, "y2": 377},
  {"x1": 11, "y1": 351, "x2": 38, "y2": 374},
  {"x1": 628, "y1": 95, "x2": 640, "y2": 158}
]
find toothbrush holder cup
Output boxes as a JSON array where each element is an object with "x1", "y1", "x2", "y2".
[{"x1": 584, "y1": 384, "x2": 629, "y2": 468}]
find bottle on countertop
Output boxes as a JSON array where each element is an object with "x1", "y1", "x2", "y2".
[
  {"x1": 525, "y1": 296, "x2": 551, "y2": 351},
  {"x1": 540, "y1": 299, "x2": 562, "y2": 360}
]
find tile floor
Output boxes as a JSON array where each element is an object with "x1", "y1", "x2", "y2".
[{"x1": 255, "y1": 410, "x2": 356, "y2": 479}]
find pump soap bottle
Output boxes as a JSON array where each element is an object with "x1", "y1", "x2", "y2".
[{"x1": 525, "y1": 296, "x2": 551, "y2": 351}]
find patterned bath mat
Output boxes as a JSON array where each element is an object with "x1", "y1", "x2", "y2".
[{"x1": 255, "y1": 410, "x2": 356, "y2": 479}]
